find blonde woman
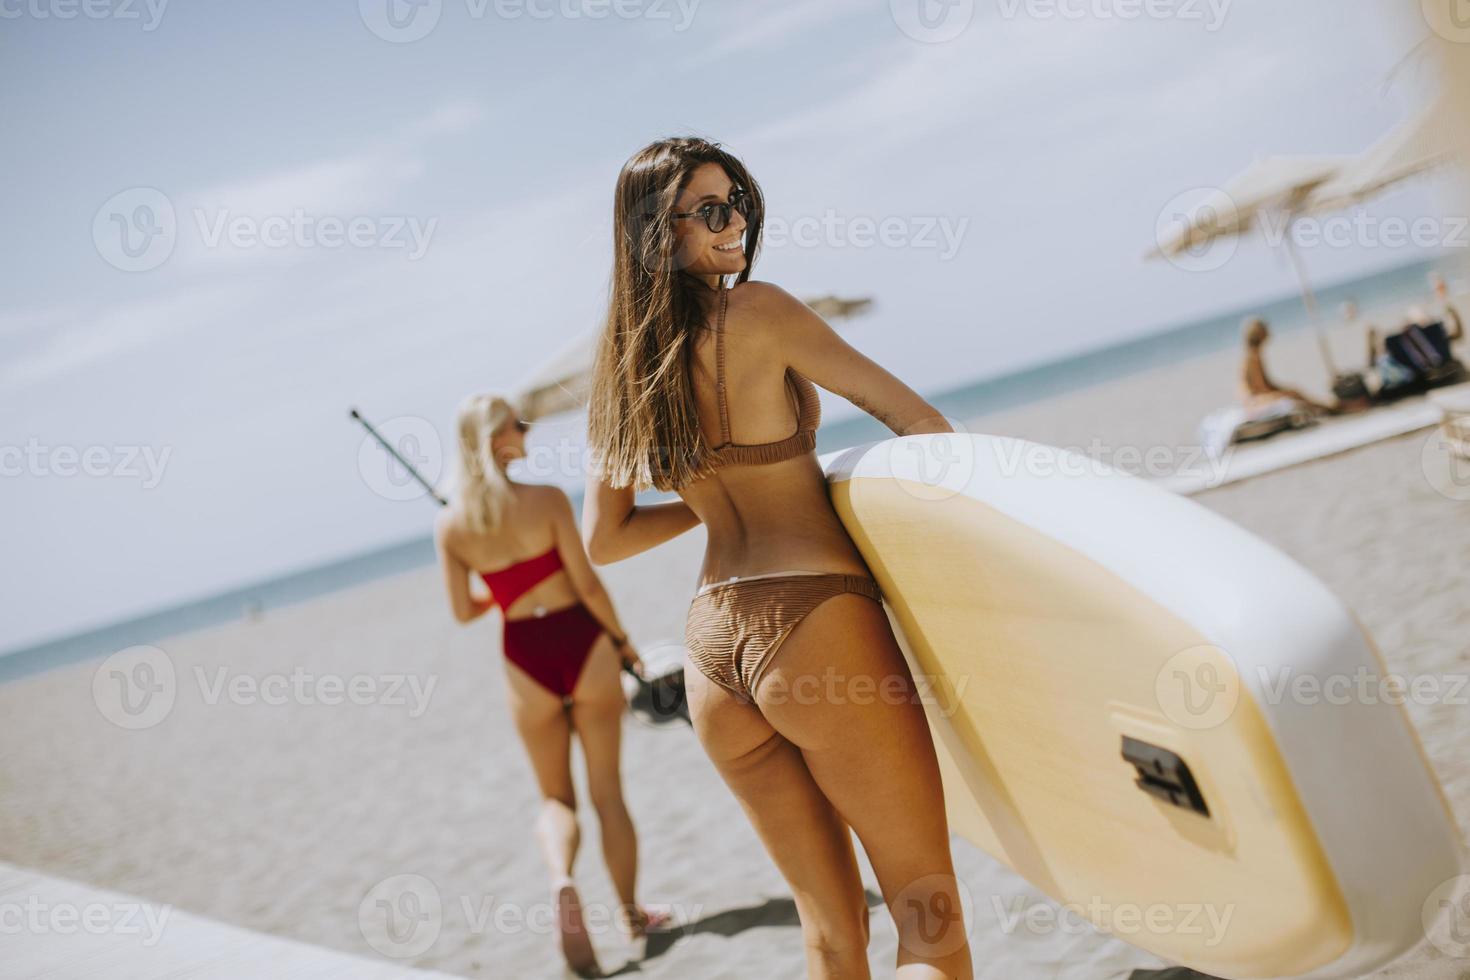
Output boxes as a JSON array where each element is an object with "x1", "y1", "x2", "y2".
[
  {"x1": 435, "y1": 394, "x2": 666, "y2": 976},
  {"x1": 582, "y1": 137, "x2": 973, "y2": 979}
]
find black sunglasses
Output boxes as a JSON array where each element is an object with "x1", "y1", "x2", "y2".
[{"x1": 672, "y1": 188, "x2": 754, "y2": 234}]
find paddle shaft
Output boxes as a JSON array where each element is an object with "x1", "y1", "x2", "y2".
[{"x1": 347, "y1": 406, "x2": 641, "y2": 680}]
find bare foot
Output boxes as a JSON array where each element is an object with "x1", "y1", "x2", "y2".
[
  {"x1": 554, "y1": 883, "x2": 601, "y2": 977},
  {"x1": 616, "y1": 903, "x2": 674, "y2": 941}
]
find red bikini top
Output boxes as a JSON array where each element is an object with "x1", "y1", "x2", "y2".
[{"x1": 479, "y1": 545, "x2": 562, "y2": 609}]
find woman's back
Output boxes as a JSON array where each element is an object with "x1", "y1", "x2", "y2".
[
  {"x1": 677, "y1": 283, "x2": 869, "y2": 583},
  {"x1": 441, "y1": 484, "x2": 578, "y2": 617}
]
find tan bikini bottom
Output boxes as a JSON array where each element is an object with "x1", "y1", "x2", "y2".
[{"x1": 684, "y1": 570, "x2": 884, "y2": 703}]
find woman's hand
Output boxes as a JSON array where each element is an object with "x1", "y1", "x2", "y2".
[{"x1": 614, "y1": 637, "x2": 645, "y2": 678}]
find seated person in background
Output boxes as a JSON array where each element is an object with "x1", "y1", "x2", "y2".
[
  {"x1": 1382, "y1": 283, "x2": 1464, "y2": 387},
  {"x1": 1239, "y1": 318, "x2": 1336, "y2": 415},
  {"x1": 1366, "y1": 325, "x2": 1419, "y2": 393}
]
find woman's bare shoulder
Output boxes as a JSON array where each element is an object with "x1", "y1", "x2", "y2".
[
  {"x1": 729, "y1": 279, "x2": 801, "y2": 313},
  {"x1": 727, "y1": 280, "x2": 808, "y2": 343}
]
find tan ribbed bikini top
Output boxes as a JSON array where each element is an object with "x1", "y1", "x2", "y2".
[{"x1": 707, "y1": 283, "x2": 821, "y2": 469}]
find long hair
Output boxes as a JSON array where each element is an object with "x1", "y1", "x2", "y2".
[
  {"x1": 586, "y1": 136, "x2": 765, "y2": 492},
  {"x1": 452, "y1": 394, "x2": 519, "y2": 534}
]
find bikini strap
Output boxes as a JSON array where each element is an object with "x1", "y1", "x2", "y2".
[{"x1": 714, "y1": 282, "x2": 731, "y2": 448}]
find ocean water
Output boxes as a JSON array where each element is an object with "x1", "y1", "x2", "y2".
[{"x1": 1, "y1": 256, "x2": 1455, "y2": 684}]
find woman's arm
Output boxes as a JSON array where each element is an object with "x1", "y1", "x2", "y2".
[
  {"x1": 581, "y1": 471, "x2": 701, "y2": 566},
  {"x1": 756, "y1": 282, "x2": 953, "y2": 437},
  {"x1": 434, "y1": 514, "x2": 495, "y2": 625},
  {"x1": 1446, "y1": 304, "x2": 1464, "y2": 343},
  {"x1": 546, "y1": 490, "x2": 640, "y2": 669}
]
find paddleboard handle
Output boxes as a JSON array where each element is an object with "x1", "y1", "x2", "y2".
[{"x1": 1122, "y1": 736, "x2": 1211, "y2": 817}]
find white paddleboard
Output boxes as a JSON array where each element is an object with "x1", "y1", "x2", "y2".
[{"x1": 820, "y1": 433, "x2": 1463, "y2": 979}]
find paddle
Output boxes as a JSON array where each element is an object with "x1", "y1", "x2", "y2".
[{"x1": 350, "y1": 406, "x2": 692, "y2": 727}]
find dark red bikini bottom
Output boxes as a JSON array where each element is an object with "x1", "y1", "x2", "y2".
[{"x1": 502, "y1": 601, "x2": 605, "y2": 700}]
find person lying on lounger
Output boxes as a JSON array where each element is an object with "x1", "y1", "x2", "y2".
[{"x1": 1366, "y1": 280, "x2": 1465, "y2": 399}]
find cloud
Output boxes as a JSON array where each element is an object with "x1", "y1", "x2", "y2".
[{"x1": 0, "y1": 283, "x2": 259, "y2": 388}]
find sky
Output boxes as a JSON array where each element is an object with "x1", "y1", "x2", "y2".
[{"x1": 1, "y1": 0, "x2": 1460, "y2": 652}]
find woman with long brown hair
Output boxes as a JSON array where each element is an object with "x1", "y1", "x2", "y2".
[
  {"x1": 435, "y1": 393, "x2": 667, "y2": 977},
  {"x1": 582, "y1": 137, "x2": 973, "y2": 979}
]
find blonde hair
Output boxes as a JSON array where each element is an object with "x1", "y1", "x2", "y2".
[
  {"x1": 452, "y1": 394, "x2": 520, "y2": 534},
  {"x1": 586, "y1": 136, "x2": 764, "y2": 492}
]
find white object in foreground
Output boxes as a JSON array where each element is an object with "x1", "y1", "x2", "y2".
[{"x1": 821, "y1": 434, "x2": 1464, "y2": 980}]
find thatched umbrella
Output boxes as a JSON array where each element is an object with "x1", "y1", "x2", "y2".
[{"x1": 513, "y1": 294, "x2": 874, "y2": 421}]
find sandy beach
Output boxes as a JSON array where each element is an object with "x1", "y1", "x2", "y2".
[{"x1": 3, "y1": 323, "x2": 1468, "y2": 979}]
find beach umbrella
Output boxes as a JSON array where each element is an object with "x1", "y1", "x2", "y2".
[
  {"x1": 1309, "y1": 104, "x2": 1460, "y2": 211},
  {"x1": 1147, "y1": 155, "x2": 1353, "y2": 378},
  {"x1": 512, "y1": 294, "x2": 874, "y2": 421}
]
